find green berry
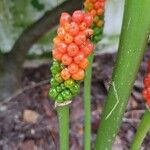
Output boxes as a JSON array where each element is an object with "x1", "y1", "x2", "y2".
[
  {"x1": 64, "y1": 79, "x2": 75, "y2": 88},
  {"x1": 61, "y1": 90, "x2": 72, "y2": 100},
  {"x1": 56, "y1": 93, "x2": 64, "y2": 103},
  {"x1": 53, "y1": 60, "x2": 60, "y2": 67},
  {"x1": 60, "y1": 83, "x2": 66, "y2": 90},
  {"x1": 56, "y1": 85, "x2": 62, "y2": 93},
  {"x1": 50, "y1": 66, "x2": 60, "y2": 75},
  {"x1": 93, "y1": 35, "x2": 102, "y2": 43},
  {"x1": 70, "y1": 83, "x2": 80, "y2": 96},
  {"x1": 49, "y1": 88, "x2": 58, "y2": 99},
  {"x1": 50, "y1": 78, "x2": 59, "y2": 87},
  {"x1": 55, "y1": 73, "x2": 63, "y2": 83},
  {"x1": 93, "y1": 27, "x2": 103, "y2": 35}
]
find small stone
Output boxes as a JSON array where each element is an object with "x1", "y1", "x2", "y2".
[{"x1": 23, "y1": 109, "x2": 39, "y2": 123}]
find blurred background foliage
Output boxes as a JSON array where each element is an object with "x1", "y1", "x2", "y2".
[{"x1": 0, "y1": 0, "x2": 124, "y2": 56}]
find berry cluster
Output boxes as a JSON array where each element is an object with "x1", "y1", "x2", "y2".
[
  {"x1": 142, "y1": 60, "x2": 150, "y2": 106},
  {"x1": 84, "y1": 0, "x2": 105, "y2": 42},
  {"x1": 49, "y1": 11, "x2": 94, "y2": 103}
]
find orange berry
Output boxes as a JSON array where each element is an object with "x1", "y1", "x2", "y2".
[
  {"x1": 64, "y1": 22, "x2": 70, "y2": 32},
  {"x1": 74, "y1": 33, "x2": 86, "y2": 45},
  {"x1": 81, "y1": 44, "x2": 93, "y2": 57},
  {"x1": 61, "y1": 54, "x2": 72, "y2": 65},
  {"x1": 74, "y1": 53, "x2": 85, "y2": 64},
  {"x1": 83, "y1": 13, "x2": 93, "y2": 27},
  {"x1": 100, "y1": 1, "x2": 105, "y2": 9},
  {"x1": 79, "y1": 58, "x2": 89, "y2": 69},
  {"x1": 64, "y1": 33, "x2": 74, "y2": 44},
  {"x1": 97, "y1": 8, "x2": 104, "y2": 16},
  {"x1": 61, "y1": 68, "x2": 71, "y2": 80},
  {"x1": 79, "y1": 22, "x2": 87, "y2": 31},
  {"x1": 72, "y1": 10, "x2": 84, "y2": 23},
  {"x1": 60, "y1": 12, "x2": 71, "y2": 26},
  {"x1": 84, "y1": 28, "x2": 94, "y2": 37},
  {"x1": 94, "y1": 2, "x2": 101, "y2": 10},
  {"x1": 52, "y1": 49, "x2": 62, "y2": 60},
  {"x1": 57, "y1": 27, "x2": 66, "y2": 40},
  {"x1": 56, "y1": 42, "x2": 67, "y2": 53},
  {"x1": 68, "y1": 63, "x2": 79, "y2": 74},
  {"x1": 67, "y1": 43, "x2": 79, "y2": 57},
  {"x1": 69, "y1": 22, "x2": 79, "y2": 36},
  {"x1": 53, "y1": 36, "x2": 61, "y2": 45},
  {"x1": 72, "y1": 69, "x2": 85, "y2": 80},
  {"x1": 90, "y1": 9, "x2": 97, "y2": 16}
]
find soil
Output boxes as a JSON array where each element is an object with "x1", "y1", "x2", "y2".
[{"x1": 0, "y1": 47, "x2": 150, "y2": 150}]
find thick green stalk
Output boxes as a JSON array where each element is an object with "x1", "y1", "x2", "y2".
[
  {"x1": 130, "y1": 109, "x2": 150, "y2": 150},
  {"x1": 94, "y1": 0, "x2": 150, "y2": 150},
  {"x1": 84, "y1": 52, "x2": 94, "y2": 150},
  {"x1": 57, "y1": 106, "x2": 69, "y2": 150}
]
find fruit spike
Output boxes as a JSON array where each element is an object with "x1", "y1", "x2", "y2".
[
  {"x1": 142, "y1": 60, "x2": 150, "y2": 106},
  {"x1": 84, "y1": 0, "x2": 106, "y2": 43},
  {"x1": 49, "y1": 10, "x2": 94, "y2": 102}
]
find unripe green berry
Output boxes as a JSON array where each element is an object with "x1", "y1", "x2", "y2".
[
  {"x1": 55, "y1": 73, "x2": 63, "y2": 83},
  {"x1": 50, "y1": 78, "x2": 59, "y2": 87},
  {"x1": 64, "y1": 79, "x2": 75, "y2": 88},
  {"x1": 56, "y1": 93, "x2": 64, "y2": 103},
  {"x1": 49, "y1": 88, "x2": 58, "y2": 99},
  {"x1": 61, "y1": 90, "x2": 72, "y2": 100},
  {"x1": 70, "y1": 83, "x2": 80, "y2": 96}
]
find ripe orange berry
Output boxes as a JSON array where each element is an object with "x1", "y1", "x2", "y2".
[
  {"x1": 74, "y1": 33, "x2": 86, "y2": 45},
  {"x1": 61, "y1": 68, "x2": 71, "y2": 80},
  {"x1": 64, "y1": 33, "x2": 74, "y2": 44},
  {"x1": 84, "y1": 13, "x2": 93, "y2": 27},
  {"x1": 57, "y1": 27, "x2": 66, "y2": 40},
  {"x1": 72, "y1": 69, "x2": 85, "y2": 80},
  {"x1": 52, "y1": 49, "x2": 62, "y2": 60},
  {"x1": 94, "y1": 2, "x2": 101, "y2": 10},
  {"x1": 84, "y1": 29, "x2": 94, "y2": 37},
  {"x1": 79, "y1": 22, "x2": 87, "y2": 31},
  {"x1": 100, "y1": 1, "x2": 105, "y2": 9},
  {"x1": 90, "y1": 9, "x2": 97, "y2": 16},
  {"x1": 74, "y1": 53, "x2": 85, "y2": 64},
  {"x1": 79, "y1": 58, "x2": 89, "y2": 69},
  {"x1": 53, "y1": 36, "x2": 61, "y2": 45},
  {"x1": 97, "y1": 8, "x2": 104, "y2": 16},
  {"x1": 81, "y1": 46, "x2": 92, "y2": 57},
  {"x1": 60, "y1": 12, "x2": 71, "y2": 26},
  {"x1": 72, "y1": 10, "x2": 84, "y2": 23},
  {"x1": 64, "y1": 22, "x2": 70, "y2": 32},
  {"x1": 61, "y1": 54, "x2": 72, "y2": 65},
  {"x1": 69, "y1": 22, "x2": 79, "y2": 36},
  {"x1": 68, "y1": 63, "x2": 79, "y2": 74},
  {"x1": 56, "y1": 42, "x2": 67, "y2": 53},
  {"x1": 87, "y1": 41, "x2": 94, "y2": 51},
  {"x1": 144, "y1": 74, "x2": 150, "y2": 88},
  {"x1": 67, "y1": 43, "x2": 79, "y2": 57},
  {"x1": 142, "y1": 88, "x2": 150, "y2": 106}
]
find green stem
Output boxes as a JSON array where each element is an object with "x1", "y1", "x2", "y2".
[
  {"x1": 130, "y1": 109, "x2": 150, "y2": 150},
  {"x1": 84, "y1": 52, "x2": 94, "y2": 150},
  {"x1": 94, "y1": 0, "x2": 150, "y2": 149},
  {"x1": 57, "y1": 106, "x2": 69, "y2": 150}
]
